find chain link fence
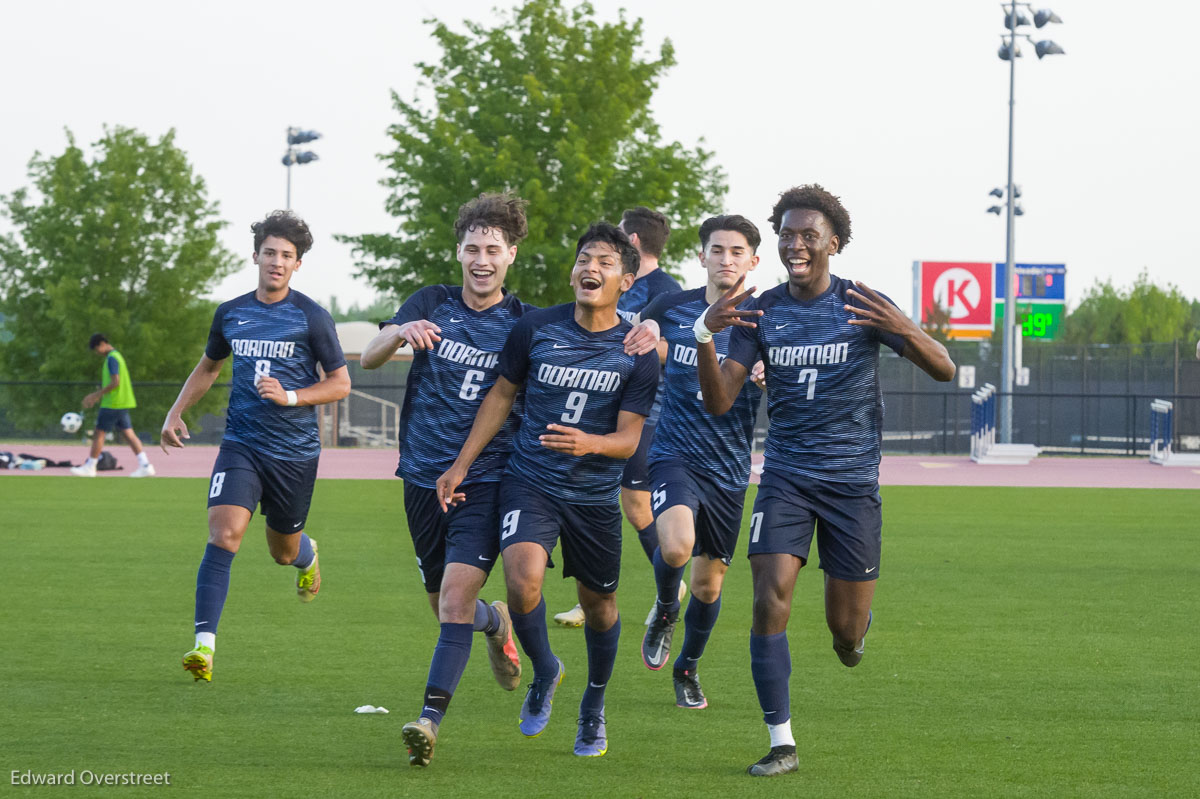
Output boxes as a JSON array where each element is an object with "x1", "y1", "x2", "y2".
[{"x1": 4, "y1": 340, "x2": 1198, "y2": 456}]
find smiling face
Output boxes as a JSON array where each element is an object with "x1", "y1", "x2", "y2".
[
  {"x1": 570, "y1": 241, "x2": 634, "y2": 309},
  {"x1": 457, "y1": 225, "x2": 516, "y2": 306},
  {"x1": 777, "y1": 208, "x2": 838, "y2": 299},
  {"x1": 252, "y1": 235, "x2": 301, "y2": 297},
  {"x1": 701, "y1": 229, "x2": 759, "y2": 293}
]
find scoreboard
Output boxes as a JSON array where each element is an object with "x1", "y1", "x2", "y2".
[
  {"x1": 911, "y1": 261, "x2": 1066, "y2": 341},
  {"x1": 993, "y1": 263, "x2": 1066, "y2": 341}
]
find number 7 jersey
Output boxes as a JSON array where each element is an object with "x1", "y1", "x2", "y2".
[
  {"x1": 499, "y1": 303, "x2": 659, "y2": 505},
  {"x1": 726, "y1": 277, "x2": 906, "y2": 484}
]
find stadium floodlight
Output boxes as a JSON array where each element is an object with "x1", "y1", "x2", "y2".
[
  {"x1": 1005, "y1": 10, "x2": 1031, "y2": 29},
  {"x1": 994, "y1": 2, "x2": 1065, "y2": 444},
  {"x1": 1034, "y1": 9, "x2": 1063, "y2": 27},
  {"x1": 989, "y1": 187, "x2": 1005, "y2": 198},
  {"x1": 287, "y1": 129, "x2": 322, "y2": 145},
  {"x1": 987, "y1": 205, "x2": 1004, "y2": 215},
  {"x1": 282, "y1": 126, "x2": 322, "y2": 210},
  {"x1": 998, "y1": 42, "x2": 1022, "y2": 60},
  {"x1": 1034, "y1": 40, "x2": 1066, "y2": 59}
]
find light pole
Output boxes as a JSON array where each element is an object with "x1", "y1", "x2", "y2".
[
  {"x1": 282, "y1": 127, "x2": 321, "y2": 210},
  {"x1": 995, "y1": 3, "x2": 1064, "y2": 443}
]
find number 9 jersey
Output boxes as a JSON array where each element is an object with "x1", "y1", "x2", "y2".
[
  {"x1": 384, "y1": 285, "x2": 534, "y2": 488},
  {"x1": 498, "y1": 303, "x2": 659, "y2": 505},
  {"x1": 726, "y1": 278, "x2": 906, "y2": 484}
]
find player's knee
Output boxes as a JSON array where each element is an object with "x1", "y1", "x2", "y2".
[
  {"x1": 206, "y1": 527, "x2": 242, "y2": 552},
  {"x1": 691, "y1": 577, "x2": 722, "y2": 605},
  {"x1": 660, "y1": 538, "x2": 691, "y2": 567},
  {"x1": 272, "y1": 552, "x2": 294, "y2": 566}
]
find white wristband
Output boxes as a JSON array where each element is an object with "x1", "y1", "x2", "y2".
[
  {"x1": 285, "y1": 390, "x2": 298, "y2": 407},
  {"x1": 693, "y1": 306, "x2": 715, "y2": 344}
]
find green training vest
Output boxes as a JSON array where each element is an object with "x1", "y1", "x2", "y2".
[{"x1": 100, "y1": 349, "x2": 137, "y2": 409}]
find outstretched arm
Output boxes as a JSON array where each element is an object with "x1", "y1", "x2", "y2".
[
  {"x1": 846, "y1": 282, "x2": 955, "y2": 382},
  {"x1": 436, "y1": 376, "x2": 519, "y2": 510},
  {"x1": 161, "y1": 355, "x2": 225, "y2": 452},
  {"x1": 697, "y1": 275, "x2": 762, "y2": 415},
  {"x1": 361, "y1": 320, "x2": 443, "y2": 369}
]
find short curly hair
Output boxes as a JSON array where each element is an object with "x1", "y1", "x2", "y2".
[
  {"x1": 767, "y1": 184, "x2": 852, "y2": 253},
  {"x1": 454, "y1": 192, "x2": 529, "y2": 246},
  {"x1": 252, "y1": 211, "x2": 314, "y2": 257}
]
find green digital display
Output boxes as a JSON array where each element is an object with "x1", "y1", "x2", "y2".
[{"x1": 993, "y1": 302, "x2": 1063, "y2": 340}]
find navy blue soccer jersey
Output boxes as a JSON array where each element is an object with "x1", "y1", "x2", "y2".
[
  {"x1": 616, "y1": 268, "x2": 682, "y2": 323},
  {"x1": 726, "y1": 277, "x2": 906, "y2": 483},
  {"x1": 384, "y1": 286, "x2": 533, "y2": 487},
  {"x1": 499, "y1": 303, "x2": 659, "y2": 504},
  {"x1": 206, "y1": 290, "x2": 346, "y2": 461},
  {"x1": 642, "y1": 288, "x2": 761, "y2": 490}
]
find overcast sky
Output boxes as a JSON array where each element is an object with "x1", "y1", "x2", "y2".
[{"x1": 2, "y1": 0, "x2": 1196, "y2": 316}]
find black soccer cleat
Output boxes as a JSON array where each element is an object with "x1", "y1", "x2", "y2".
[
  {"x1": 672, "y1": 668, "x2": 707, "y2": 709},
  {"x1": 641, "y1": 601, "x2": 678, "y2": 671},
  {"x1": 747, "y1": 745, "x2": 798, "y2": 777}
]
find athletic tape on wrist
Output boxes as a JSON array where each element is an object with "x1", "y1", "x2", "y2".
[
  {"x1": 693, "y1": 306, "x2": 715, "y2": 344},
  {"x1": 286, "y1": 390, "x2": 298, "y2": 407}
]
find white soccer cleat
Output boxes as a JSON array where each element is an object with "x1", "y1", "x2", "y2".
[
  {"x1": 70, "y1": 463, "x2": 97, "y2": 477},
  {"x1": 129, "y1": 464, "x2": 156, "y2": 478},
  {"x1": 554, "y1": 603, "x2": 586, "y2": 628}
]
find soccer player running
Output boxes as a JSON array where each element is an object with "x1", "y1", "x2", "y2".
[
  {"x1": 160, "y1": 211, "x2": 350, "y2": 683},
  {"x1": 637, "y1": 215, "x2": 764, "y2": 710},
  {"x1": 695, "y1": 185, "x2": 955, "y2": 776},
  {"x1": 437, "y1": 222, "x2": 659, "y2": 758},
  {"x1": 71, "y1": 333, "x2": 155, "y2": 477},
  {"x1": 554, "y1": 206, "x2": 682, "y2": 628},
  {"x1": 359, "y1": 194, "x2": 533, "y2": 767}
]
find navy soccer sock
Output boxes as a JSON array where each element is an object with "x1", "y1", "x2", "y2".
[
  {"x1": 580, "y1": 616, "x2": 621, "y2": 716},
  {"x1": 750, "y1": 631, "x2": 792, "y2": 725},
  {"x1": 472, "y1": 598, "x2": 500, "y2": 635},
  {"x1": 510, "y1": 596, "x2": 557, "y2": 682},
  {"x1": 636, "y1": 522, "x2": 658, "y2": 563},
  {"x1": 652, "y1": 547, "x2": 684, "y2": 612},
  {"x1": 419, "y1": 622, "x2": 474, "y2": 726},
  {"x1": 194, "y1": 543, "x2": 235, "y2": 637},
  {"x1": 673, "y1": 594, "x2": 721, "y2": 672},
  {"x1": 291, "y1": 533, "x2": 315, "y2": 570}
]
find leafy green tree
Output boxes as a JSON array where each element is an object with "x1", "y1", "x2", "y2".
[
  {"x1": 0, "y1": 126, "x2": 238, "y2": 434},
  {"x1": 340, "y1": 0, "x2": 727, "y2": 307},
  {"x1": 1061, "y1": 270, "x2": 1197, "y2": 348}
]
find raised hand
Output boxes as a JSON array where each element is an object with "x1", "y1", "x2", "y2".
[
  {"x1": 845, "y1": 282, "x2": 917, "y2": 336},
  {"x1": 702, "y1": 274, "x2": 762, "y2": 336}
]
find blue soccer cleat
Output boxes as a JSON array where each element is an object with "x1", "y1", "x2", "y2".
[
  {"x1": 519, "y1": 657, "x2": 564, "y2": 737},
  {"x1": 574, "y1": 709, "x2": 607, "y2": 757}
]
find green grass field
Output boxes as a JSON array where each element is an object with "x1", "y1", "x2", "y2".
[{"x1": 2, "y1": 478, "x2": 1197, "y2": 797}]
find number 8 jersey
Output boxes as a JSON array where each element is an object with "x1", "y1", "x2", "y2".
[
  {"x1": 499, "y1": 303, "x2": 659, "y2": 505},
  {"x1": 385, "y1": 285, "x2": 533, "y2": 487},
  {"x1": 726, "y1": 278, "x2": 906, "y2": 484}
]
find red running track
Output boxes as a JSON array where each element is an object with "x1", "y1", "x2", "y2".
[{"x1": 3, "y1": 443, "x2": 1198, "y2": 489}]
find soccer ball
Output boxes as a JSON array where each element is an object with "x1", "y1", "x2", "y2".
[{"x1": 61, "y1": 412, "x2": 83, "y2": 434}]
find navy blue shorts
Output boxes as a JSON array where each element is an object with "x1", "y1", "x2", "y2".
[
  {"x1": 403, "y1": 481, "x2": 501, "y2": 593},
  {"x1": 648, "y1": 457, "x2": 747, "y2": 565},
  {"x1": 748, "y1": 469, "x2": 882, "y2": 581},
  {"x1": 95, "y1": 408, "x2": 133, "y2": 432},
  {"x1": 620, "y1": 422, "x2": 656, "y2": 490},
  {"x1": 498, "y1": 476, "x2": 622, "y2": 594},
  {"x1": 206, "y1": 441, "x2": 319, "y2": 534}
]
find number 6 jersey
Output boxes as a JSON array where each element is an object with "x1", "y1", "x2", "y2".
[
  {"x1": 499, "y1": 303, "x2": 659, "y2": 505},
  {"x1": 726, "y1": 277, "x2": 906, "y2": 484},
  {"x1": 385, "y1": 285, "x2": 533, "y2": 488}
]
